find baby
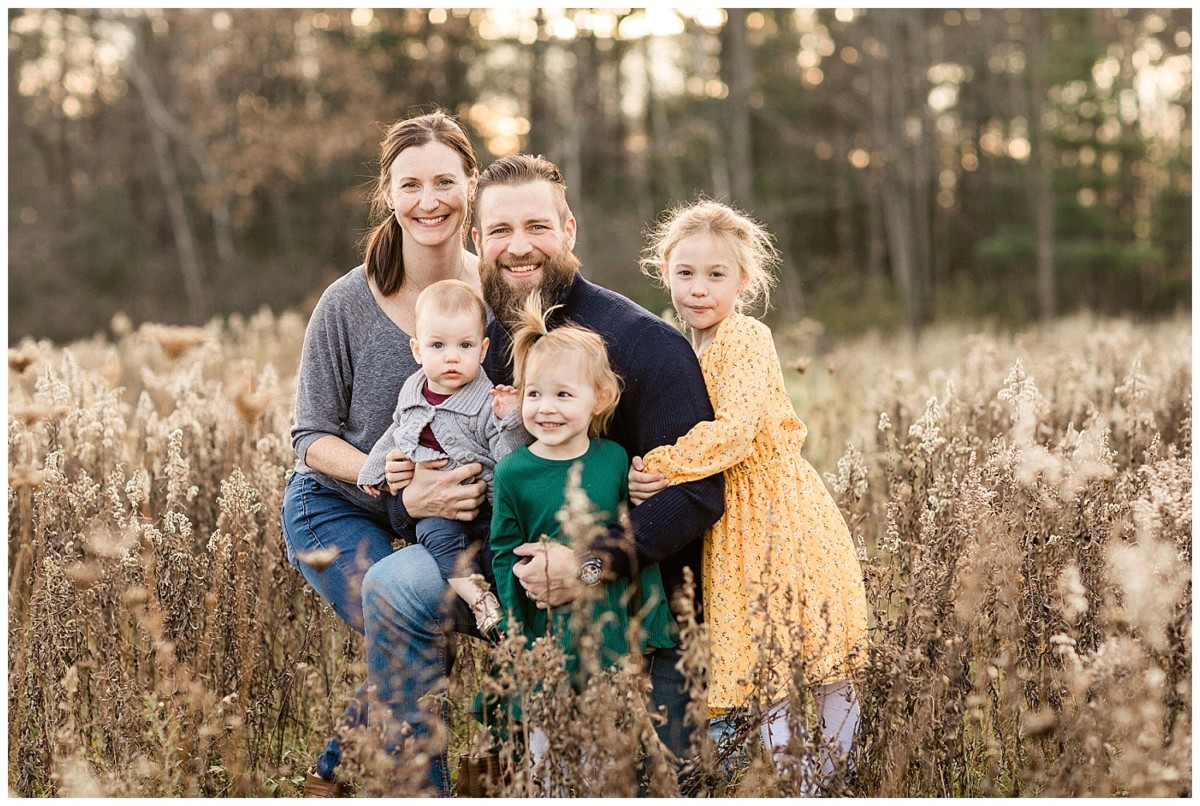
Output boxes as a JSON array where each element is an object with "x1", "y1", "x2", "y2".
[{"x1": 359, "y1": 279, "x2": 528, "y2": 634}]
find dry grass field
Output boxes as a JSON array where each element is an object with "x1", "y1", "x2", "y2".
[{"x1": 6, "y1": 309, "x2": 1191, "y2": 796}]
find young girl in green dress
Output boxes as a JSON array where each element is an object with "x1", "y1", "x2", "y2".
[{"x1": 489, "y1": 297, "x2": 674, "y2": 766}]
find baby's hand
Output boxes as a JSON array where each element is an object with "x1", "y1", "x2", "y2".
[
  {"x1": 490, "y1": 385, "x2": 519, "y2": 419},
  {"x1": 360, "y1": 484, "x2": 383, "y2": 499}
]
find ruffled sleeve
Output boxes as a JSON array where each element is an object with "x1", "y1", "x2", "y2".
[{"x1": 642, "y1": 315, "x2": 778, "y2": 484}]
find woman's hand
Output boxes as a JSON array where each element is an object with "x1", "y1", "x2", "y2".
[
  {"x1": 384, "y1": 449, "x2": 415, "y2": 495},
  {"x1": 401, "y1": 460, "x2": 486, "y2": 521},
  {"x1": 627, "y1": 455, "x2": 668, "y2": 506},
  {"x1": 490, "y1": 385, "x2": 520, "y2": 420}
]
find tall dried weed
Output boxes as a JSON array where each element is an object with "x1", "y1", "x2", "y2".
[{"x1": 7, "y1": 312, "x2": 1190, "y2": 796}]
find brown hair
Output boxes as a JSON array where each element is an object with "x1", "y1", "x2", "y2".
[
  {"x1": 510, "y1": 293, "x2": 620, "y2": 439},
  {"x1": 363, "y1": 111, "x2": 477, "y2": 296},
  {"x1": 640, "y1": 198, "x2": 779, "y2": 314},
  {"x1": 413, "y1": 279, "x2": 488, "y2": 338},
  {"x1": 474, "y1": 154, "x2": 571, "y2": 227}
]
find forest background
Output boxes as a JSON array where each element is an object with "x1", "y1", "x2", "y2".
[{"x1": 7, "y1": 6, "x2": 1192, "y2": 345}]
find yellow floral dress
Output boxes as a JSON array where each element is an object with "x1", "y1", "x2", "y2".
[{"x1": 643, "y1": 313, "x2": 868, "y2": 710}]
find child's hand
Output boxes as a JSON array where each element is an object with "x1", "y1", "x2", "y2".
[
  {"x1": 628, "y1": 456, "x2": 668, "y2": 505},
  {"x1": 384, "y1": 449, "x2": 415, "y2": 495},
  {"x1": 490, "y1": 385, "x2": 519, "y2": 419},
  {"x1": 360, "y1": 483, "x2": 382, "y2": 499}
]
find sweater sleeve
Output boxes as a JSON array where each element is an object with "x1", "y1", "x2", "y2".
[
  {"x1": 641, "y1": 317, "x2": 771, "y2": 481},
  {"x1": 590, "y1": 316, "x2": 725, "y2": 578},
  {"x1": 291, "y1": 288, "x2": 354, "y2": 464},
  {"x1": 357, "y1": 420, "x2": 399, "y2": 489},
  {"x1": 485, "y1": 409, "x2": 531, "y2": 468}
]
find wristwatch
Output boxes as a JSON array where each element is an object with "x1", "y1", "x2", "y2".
[{"x1": 578, "y1": 557, "x2": 603, "y2": 587}]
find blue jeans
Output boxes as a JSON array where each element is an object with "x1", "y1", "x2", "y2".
[
  {"x1": 415, "y1": 514, "x2": 491, "y2": 581},
  {"x1": 361, "y1": 545, "x2": 697, "y2": 796},
  {"x1": 281, "y1": 472, "x2": 398, "y2": 780}
]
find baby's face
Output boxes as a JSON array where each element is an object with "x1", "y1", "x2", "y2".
[{"x1": 410, "y1": 309, "x2": 488, "y2": 395}]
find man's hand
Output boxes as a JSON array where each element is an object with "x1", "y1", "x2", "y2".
[
  {"x1": 401, "y1": 460, "x2": 486, "y2": 521},
  {"x1": 512, "y1": 541, "x2": 581, "y2": 608},
  {"x1": 628, "y1": 455, "x2": 669, "y2": 506},
  {"x1": 384, "y1": 449, "x2": 416, "y2": 495}
]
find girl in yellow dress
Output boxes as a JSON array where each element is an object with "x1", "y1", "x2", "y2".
[{"x1": 631, "y1": 200, "x2": 869, "y2": 783}]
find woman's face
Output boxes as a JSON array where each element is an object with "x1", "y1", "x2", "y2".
[{"x1": 385, "y1": 141, "x2": 477, "y2": 251}]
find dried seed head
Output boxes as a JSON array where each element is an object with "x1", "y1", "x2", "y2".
[
  {"x1": 790, "y1": 356, "x2": 812, "y2": 373},
  {"x1": 110, "y1": 311, "x2": 133, "y2": 337},
  {"x1": 232, "y1": 363, "x2": 274, "y2": 423},
  {"x1": 10, "y1": 403, "x2": 67, "y2": 427},
  {"x1": 101, "y1": 350, "x2": 122, "y2": 388},
  {"x1": 121, "y1": 586, "x2": 150, "y2": 605},
  {"x1": 85, "y1": 525, "x2": 139, "y2": 559},
  {"x1": 1021, "y1": 708, "x2": 1058, "y2": 738},
  {"x1": 65, "y1": 562, "x2": 102, "y2": 589},
  {"x1": 297, "y1": 547, "x2": 340, "y2": 571},
  {"x1": 146, "y1": 324, "x2": 210, "y2": 360},
  {"x1": 8, "y1": 347, "x2": 36, "y2": 373},
  {"x1": 9, "y1": 467, "x2": 44, "y2": 490}
]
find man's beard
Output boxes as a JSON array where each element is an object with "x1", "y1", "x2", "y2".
[{"x1": 482, "y1": 247, "x2": 581, "y2": 329}]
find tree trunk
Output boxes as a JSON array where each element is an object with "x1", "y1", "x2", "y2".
[
  {"x1": 647, "y1": 42, "x2": 684, "y2": 202},
  {"x1": 126, "y1": 36, "x2": 208, "y2": 319},
  {"x1": 1024, "y1": 10, "x2": 1057, "y2": 321},
  {"x1": 872, "y1": 10, "x2": 921, "y2": 335},
  {"x1": 722, "y1": 8, "x2": 755, "y2": 206},
  {"x1": 905, "y1": 12, "x2": 934, "y2": 320}
]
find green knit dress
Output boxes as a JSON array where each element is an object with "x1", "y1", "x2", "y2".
[{"x1": 490, "y1": 438, "x2": 675, "y2": 683}]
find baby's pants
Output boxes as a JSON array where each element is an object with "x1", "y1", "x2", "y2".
[{"x1": 415, "y1": 513, "x2": 491, "y2": 581}]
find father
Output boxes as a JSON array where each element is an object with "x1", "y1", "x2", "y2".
[{"x1": 360, "y1": 154, "x2": 724, "y2": 795}]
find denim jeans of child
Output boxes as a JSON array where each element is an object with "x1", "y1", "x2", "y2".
[
  {"x1": 281, "y1": 472, "x2": 398, "y2": 781},
  {"x1": 414, "y1": 513, "x2": 491, "y2": 581}
]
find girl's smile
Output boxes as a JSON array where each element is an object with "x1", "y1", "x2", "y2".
[{"x1": 521, "y1": 353, "x2": 598, "y2": 460}]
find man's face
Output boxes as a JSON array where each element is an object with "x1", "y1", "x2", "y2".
[{"x1": 473, "y1": 181, "x2": 580, "y2": 326}]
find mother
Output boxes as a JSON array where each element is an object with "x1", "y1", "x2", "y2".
[{"x1": 281, "y1": 110, "x2": 486, "y2": 796}]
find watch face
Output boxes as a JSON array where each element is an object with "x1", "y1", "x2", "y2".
[{"x1": 581, "y1": 560, "x2": 602, "y2": 586}]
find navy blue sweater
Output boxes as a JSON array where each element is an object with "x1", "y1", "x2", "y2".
[{"x1": 390, "y1": 273, "x2": 724, "y2": 609}]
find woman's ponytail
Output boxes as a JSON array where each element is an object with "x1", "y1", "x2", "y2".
[{"x1": 364, "y1": 215, "x2": 405, "y2": 296}]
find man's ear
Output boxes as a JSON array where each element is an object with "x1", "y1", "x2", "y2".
[
  {"x1": 471, "y1": 227, "x2": 482, "y2": 253},
  {"x1": 564, "y1": 213, "x2": 577, "y2": 251},
  {"x1": 409, "y1": 337, "x2": 422, "y2": 365}
]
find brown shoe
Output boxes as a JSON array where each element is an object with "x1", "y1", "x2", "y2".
[{"x1": 303, "y1": 767, "x2": 346, "y2": 798}]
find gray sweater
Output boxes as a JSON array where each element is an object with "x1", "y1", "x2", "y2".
[
  {"x1": 290, "y1": 266, "x2": 421, "y2": 515},
  {"x1": 357, "y1": 368, "x2": 528, "y2": 500}
]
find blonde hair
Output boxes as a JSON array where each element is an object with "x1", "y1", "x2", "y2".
[
  {"x1": 510, "y1": 293, "x2": 621, "y2": 439},
  {"x1": 413, "y1": 279, "x2": 488, "y2": 337},
  {"x1": 639, "y1": 198, "x2": 779, "y2": 314}
]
